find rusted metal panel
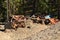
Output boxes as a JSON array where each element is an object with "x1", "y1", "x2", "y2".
[{"x1": 11, "y1": 15, "x2": 25, "y2": 29}]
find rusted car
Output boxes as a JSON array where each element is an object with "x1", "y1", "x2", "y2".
[{"x1": 11, "y1": 15, "x2": 26, "y2": 30}]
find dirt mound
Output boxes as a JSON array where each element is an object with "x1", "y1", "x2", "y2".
[
  {"x1": 0, "y1": 23, "x2": 48, "y2": 40},
  {"x1": 0, "y1": 22, "x2": 60, "y2": 40},
  {"x1": 23, "y1": 22, "x2": 60, "y2": 40}
]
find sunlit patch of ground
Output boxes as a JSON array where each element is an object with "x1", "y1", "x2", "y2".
[{"x1": 0, "y1": 21, "x2": 60, "y2": 40}]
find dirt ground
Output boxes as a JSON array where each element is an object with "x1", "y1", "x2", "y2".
[
  {"x1": 23, "y1": 22, "x2": 60, "y2": 40},
  {"x1": 0, "y1": 22, "x2": 49, "y2": 40},
  {"x1": 0, "y1": 22, "x2": 60, "y2": 40}
]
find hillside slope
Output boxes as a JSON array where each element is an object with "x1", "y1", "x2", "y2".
[{"x1": 23, "y1": 22, "x2": 60, "y2": 40}]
